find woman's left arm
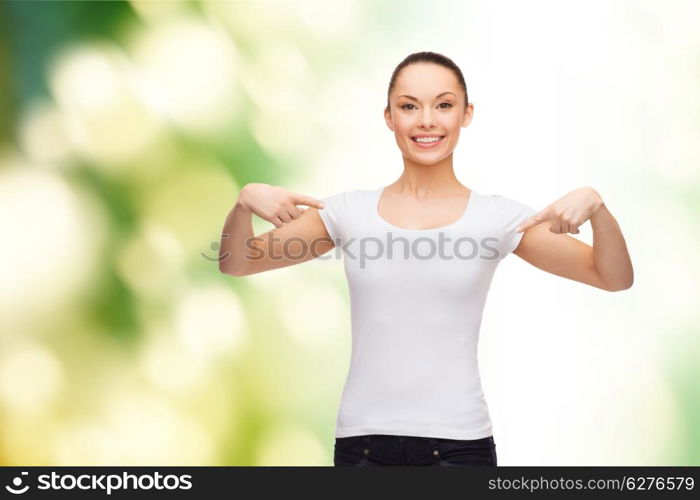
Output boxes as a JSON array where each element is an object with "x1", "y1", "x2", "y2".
[{"x1": 512, "y1": 187, "x2": 634, "y2": 292}]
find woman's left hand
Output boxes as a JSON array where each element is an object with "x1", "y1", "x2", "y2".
[{"x1": 516, "y1": 187, "x2": 604, "y2": 234}]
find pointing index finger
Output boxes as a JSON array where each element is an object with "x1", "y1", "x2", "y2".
[
  {"x1": 292, "y1": 193, "x2": 325, "y2": 209},
  {"x1": 516, "y1": 209, "x2": 546, "y2": 233}
]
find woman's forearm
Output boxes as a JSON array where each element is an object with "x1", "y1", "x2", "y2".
[
  {"x1": 590, "y1": 202, "x2": 634, "y2": 290},
  {"x1": 219, "y1": 191, "x2": 256, "y2": 276}
]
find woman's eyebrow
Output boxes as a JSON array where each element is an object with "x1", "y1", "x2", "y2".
[{"x1": 397, "y1": 91, "x2": 457, "y2": 101}]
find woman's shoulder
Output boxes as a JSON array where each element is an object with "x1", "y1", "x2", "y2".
[
  {"x1": 318, "y1": 188, "x2": 373, "y2": 221},
  {"x1": 320, "y1": 187, "x2": 376, "y2": 205},
  {"x1": 317, "y1": 188, "x2": 375, "y2": 242},
  {"x1": 477, "y1": 190, "x2": 537, "y2": 221},
  {"x1": 479, "y1": 190, "x2": 531, "y2": 207}
]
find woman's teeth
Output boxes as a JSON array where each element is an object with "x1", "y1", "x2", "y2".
[{"x1": 412, "y1": 136, "x2": 444, "y2": 144}]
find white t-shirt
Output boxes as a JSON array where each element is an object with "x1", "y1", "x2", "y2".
[{"x1": 317, "y1": 186, "x2": 536, "y2": 439}]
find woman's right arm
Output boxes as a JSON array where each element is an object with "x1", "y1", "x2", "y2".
[{"x1": 218, "y1": 183, "x2": 335, "y2": 276}]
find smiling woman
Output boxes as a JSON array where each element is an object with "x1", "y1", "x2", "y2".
[{"x1": 219, "y1": 50, "x2": 633, "y2": 466}]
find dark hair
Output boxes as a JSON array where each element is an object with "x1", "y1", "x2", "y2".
[{"x1": 385, "y1": 51, "x2": 468, "y2": 113}]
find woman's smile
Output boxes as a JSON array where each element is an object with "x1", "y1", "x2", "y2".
[{"x1": 410, "y1": 134, "x2": 445, "y2": 149}]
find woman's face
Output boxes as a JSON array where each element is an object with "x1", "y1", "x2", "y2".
[{"x1": 384, "y1": 63, "x2": 473, "y2": 164}]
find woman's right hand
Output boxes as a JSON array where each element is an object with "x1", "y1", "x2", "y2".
[{"x1": 238, "y1": 183, "x2": 326, "y2": 228}]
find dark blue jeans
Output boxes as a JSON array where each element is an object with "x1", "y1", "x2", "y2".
[{"x1": 334, "y1": 433, "x2": 497, "y2": 466}]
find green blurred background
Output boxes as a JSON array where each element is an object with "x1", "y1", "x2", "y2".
[{"x1": 0, "y1": 0, "x2": 698, "y2": 465}]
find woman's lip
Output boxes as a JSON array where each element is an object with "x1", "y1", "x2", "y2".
[{"x1": 411, "y1": 136, "x2": 445, "y2": 149}]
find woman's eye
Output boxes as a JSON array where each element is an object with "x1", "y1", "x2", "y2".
[{"x1": 400, "y1": 102, "x2": 452, "y2": 110}]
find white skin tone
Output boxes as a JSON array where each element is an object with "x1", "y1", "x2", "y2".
[{"x1": 220, "y1": 61, "x2": 633, "y2": 291}]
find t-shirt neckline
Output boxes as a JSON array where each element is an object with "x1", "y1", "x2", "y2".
[{"x1": 374, "y1": 186, "x2": 478, "y2": 232}]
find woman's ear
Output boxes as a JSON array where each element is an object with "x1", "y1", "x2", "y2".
[
  {"x1": 461, "y1": 102, "x2": 474, "y2": 127},
  {"x1": 384, "y1": 107, "x2": 395, "y2": 131}
]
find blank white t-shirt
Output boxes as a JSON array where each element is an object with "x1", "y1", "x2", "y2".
[{"x1": 318, "y1": 186, "x2": 536, "y2": 439}]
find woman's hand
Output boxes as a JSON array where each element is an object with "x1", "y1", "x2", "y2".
[
  {"x1": 238, "y1": 183, "x2": 326, "y2": 228},
  {"x1": 516, "y1": 187, "x2": 604, "y2": 234}
]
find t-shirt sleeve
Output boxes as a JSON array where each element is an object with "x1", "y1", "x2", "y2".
[
  {"x1": 494, "y1": 194, "x2": 538, "y2": 260},
  {"x1": 317, "y1": 191, "x2": 350, "y2": 246}
]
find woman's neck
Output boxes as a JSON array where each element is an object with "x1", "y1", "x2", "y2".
[{"x1": 392, "y1": 154, "x2": 467, "y2": 197}]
